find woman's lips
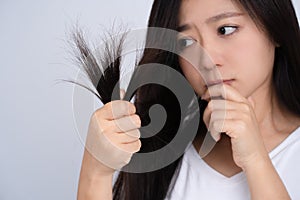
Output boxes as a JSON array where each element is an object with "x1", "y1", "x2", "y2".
[{"x1": 206, "y1": 79, "x2": 235, "y2": 87}]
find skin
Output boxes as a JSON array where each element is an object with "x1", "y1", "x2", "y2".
[
  {"x1": 77, "y1": 0, "x2": 300, "y2": 199},
  {"x1": 178, "y1": 0, "x2": 300, "y2": 199},
  {"x1": 78, "y1": 93, "x2": 141, "y2": 200}
]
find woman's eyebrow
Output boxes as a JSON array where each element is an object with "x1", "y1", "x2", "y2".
[
  {"x1": 177, "y1": 12, "x2": 244, "y2": 32},
  {"x1": 177, "y1": 24, "x2": 191, "y2": 32},
  {"x1": 205, "y1": 12, "x2": 244, "y2": 24}
]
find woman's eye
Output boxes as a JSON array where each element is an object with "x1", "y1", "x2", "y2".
[
  {"x1": 218, "y1": 26, "x2": 238, "y2": 36},
  {"x1": 177, "y1": 37, "x2": 196, "y2": 51}
]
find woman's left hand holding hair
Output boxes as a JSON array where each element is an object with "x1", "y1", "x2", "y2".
[{"x1": 202, "y1": 84, "x2": 291, "y2": 199}]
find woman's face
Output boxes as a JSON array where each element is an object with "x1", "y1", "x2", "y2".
[{"x1": 177, "y1": 0, "x2": 276, "y2": 98}]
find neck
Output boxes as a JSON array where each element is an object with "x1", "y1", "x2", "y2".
[
  {"x1": 250, "y1": 81, "x2": 299, "y2": 137},
  {"x1": 250, "y1": 82, "x2": 274, "y2": 128}
]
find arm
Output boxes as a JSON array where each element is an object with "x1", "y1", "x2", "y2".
[
  {"x1": 77, "y1": 150, "x2": 113, "y2": 200},
  {"x1": 244, "y1": 155, "x2": 290, "y2": 200}
]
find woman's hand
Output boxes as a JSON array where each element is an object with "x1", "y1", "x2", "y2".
[
  {"x1": 77, "y1": 93, "x2": 141, "y2": 200},
  {"x1": 201, "y1": 84, "x2": 291, "y2": 199},
  {"x1": 202, "y1": 84, "x2": 269, "y2": 170},
  {"x1": 83, "y1": 99, "x2": 142, "y2": 176}
]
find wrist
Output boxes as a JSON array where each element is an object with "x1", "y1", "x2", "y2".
[
  {"x1": 82, "y1": 149, "x2": 115, "y2": 177},
  {"x1": 78, "y1": 151, "x2": 114, "y2": 200},
  {"x1": 81, "y1": 163, "x2": 114, "y2": 183},
  {"x1": 78, "y1": 168, "x2": 113, "y2": 200},
  {"x1": 242, "y1": 151, "x2": 270, "y2": 173},
  {"x1": 242, "y1": 153, "x2": 290, "y2": 199}
]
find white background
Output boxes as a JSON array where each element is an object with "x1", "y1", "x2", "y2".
[{"x1": 0, "y1": 1, "x2": 299, "y2": 199}]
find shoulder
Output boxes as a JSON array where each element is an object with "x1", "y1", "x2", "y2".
[
  {"x1": 270, "y1": 126, "x2": 300, "y2": 199},
  {"x1": 270, "y1": 126, "x2": 300, "y2": 160}
]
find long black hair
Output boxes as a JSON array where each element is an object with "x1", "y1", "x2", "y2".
[
  {"x1": 113, "y1": 0, "x2": 300, "y2": 199},
  {"x1": 113, "y1": 1, "x2": 190, "y2": 199},
  {"x1": 71, "y1": 0, "x2": 300, "y2": 199}
]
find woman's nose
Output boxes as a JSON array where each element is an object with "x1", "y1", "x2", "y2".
[
  {"x1": 200, "y1": 37, "x2": 224, "y2": 70},
  {"x1": 196, "y1": 37, "x2": 225, "y2": 83}
]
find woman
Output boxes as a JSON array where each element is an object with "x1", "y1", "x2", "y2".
[{"x1": 77, "y1": 0, "x2": 300, "y2": 199}]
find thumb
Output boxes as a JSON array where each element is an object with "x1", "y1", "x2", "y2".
[
  {"x1": 120, "y1": 89, "x2": 125, "y2": 100},
  {"x1": 247, "y1": 96, "x2": 255, "y2": 109}
]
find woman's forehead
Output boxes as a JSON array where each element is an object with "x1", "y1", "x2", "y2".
[{"x1": 178, "y1": 0, "x2": 243, "y2": 24}]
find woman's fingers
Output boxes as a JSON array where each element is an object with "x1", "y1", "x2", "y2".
[
  {"x1": 202, "y1": 84, "x2": 256, "y2": 143},
  {"x1": 120, "y1": 140, "x2": 142, "y2": 153},
  {"x1": 210, "y1": 119, "x2": 237, "y2": 139},
  {"x1": 102, "y1": 114, "x2": 141, "y2": 133},
  {"x1": 106, "y1": 131, "x2": 140, "y2": 145},
  {"x1": 201, "y1": 84, "x2": 267, "y2": 169},
  {"x1": 85, "y1": 100, "x2": 142, "y2": 171},
  {"x1": 98, "y1": 100, "x2": 136, "y2": 120},
  {"x1": 203, "y1": 99, "x2": 248, "y2": 127},
  {"x1": 124, "y1": 129, "x2": 141, "y2": 138},
  {"x1": 202, "y1": 84, "x2": 247, "y2": 103},
  {"x1": 207, "y1": 110, "x2": 242, "y2": 141},
  {"x1": 209, "y1": 117, "x2": 256, "y2": 140},
  {"x1": 203, "y1": 99, "x2": 226, "y2": 127}
]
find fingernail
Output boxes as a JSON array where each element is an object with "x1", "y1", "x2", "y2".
[
  {"x1": 212, "y1": 132, "x2": 221, "y2": 142},
  {"x1": 120, "y1": 89, "x2": 125, "y2": 100}
]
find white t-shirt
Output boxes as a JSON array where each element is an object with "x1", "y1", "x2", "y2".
[{"x1": 166, "y1": 126, "x2": 300, "y2": 200}]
